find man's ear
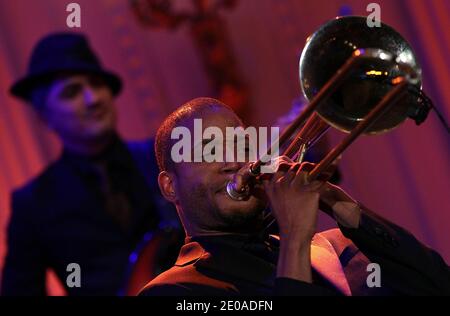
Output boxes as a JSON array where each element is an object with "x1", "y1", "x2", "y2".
[{"x1": 158, "y1": 171, "x2": 177, "y2": 203}]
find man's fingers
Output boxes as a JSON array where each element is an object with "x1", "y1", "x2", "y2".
[
  {"x1": 262, "y1": 156, "x2": 293, "y2": 174},
  {"x1": 259, "y1": 156, "x2": 295, "y2": 184},
  {"x1": 299, "y1": 162, "x2": 315, "y2": 173},
  {"x1": 291, "y1": 162, "x2": 326, "y2": 189},
  {"x1": 293, "y1": 168, "x2": 310, "y2": 187},
  {"x1": 260, "y1": 156, "x2": 340, "y2": 189},
  {"x1": 233, "y1": 162, "x2": 254, "y2": 192},
  {"x1": 283, "y1": 163, "x2": 301, "y2": 183}
]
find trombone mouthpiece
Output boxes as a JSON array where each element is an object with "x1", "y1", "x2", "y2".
[{"x1": 226, "y1": 181, "x2": 250, "y2": 201}]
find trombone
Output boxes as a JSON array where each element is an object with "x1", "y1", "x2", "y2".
[{"x1": 227, "y1": 16, "x2": 433, "y2": 201}]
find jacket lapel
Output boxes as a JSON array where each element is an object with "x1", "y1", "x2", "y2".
[{"x1": 175, "y1": 241, "x2": 275, "y2": 289}]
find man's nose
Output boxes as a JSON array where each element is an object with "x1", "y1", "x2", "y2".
[{"x1": 83, "y1": 86, "x2": 101, "y2": 106}]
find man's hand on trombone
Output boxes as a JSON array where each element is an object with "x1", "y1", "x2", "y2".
[
  {"x1": 232, "y1": 155, "x2": 362, "y2": 284},
  {"x1": 232, "y1": 155, "x2": 362, "y2": 234}
]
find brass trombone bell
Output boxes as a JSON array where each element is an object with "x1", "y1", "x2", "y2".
[
  {"x1": 226, "y1": 16, "x2": 432, "y2": 201},
  {"x1": 300, "y1": 16, "x2": 425, "y2": 135}
]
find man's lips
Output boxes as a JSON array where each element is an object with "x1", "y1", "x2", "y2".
[{"x1": 85, "y1": 106, "x2": 108, "y2": 120}]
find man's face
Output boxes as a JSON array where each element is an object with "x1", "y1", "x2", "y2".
[
  {"x1": 42, "y1": 74, "x2": 117, "y2": 144},
  {"x1": 171, "y1": 107, "x2": 267, "y2": 235}
]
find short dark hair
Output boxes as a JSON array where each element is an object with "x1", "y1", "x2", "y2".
[{"x1": 155, "y1": 97, "x2": 234, "y2": 172}]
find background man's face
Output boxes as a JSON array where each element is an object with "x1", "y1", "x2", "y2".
[
  {"x1": 172, "y1": 107, "x2": 267, "y2": 234},
  {"x1": 42, "y1": 74, "x2": 117, "y2": 145}
]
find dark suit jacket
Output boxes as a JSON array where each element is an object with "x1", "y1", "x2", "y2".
[
  {"x1": 1, "y1": 138, "x2": 179, "y2": 296},
  {"x1": 140, "y1": 206, "x2": 450, "y2": 296}
]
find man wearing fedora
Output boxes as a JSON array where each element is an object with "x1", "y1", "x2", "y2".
[{"x1": 1, "y1": 33, "x2": 181, "y2": 295}]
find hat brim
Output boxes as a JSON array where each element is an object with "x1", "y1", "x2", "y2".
[{"x1": 10, "y1": 68, "x2": 122, "y2": 102}]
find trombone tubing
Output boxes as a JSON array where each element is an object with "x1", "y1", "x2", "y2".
[
  {"x1": 307, "y1": 78, "x2": 409, "y2": 182},
  {"x1": 251, "y1": 52, "x2": 363, "y2": 173}
]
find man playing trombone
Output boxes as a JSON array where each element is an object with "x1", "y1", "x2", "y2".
[{"x1": 139, "y1": 97, "x2": 449, "y2": 296}]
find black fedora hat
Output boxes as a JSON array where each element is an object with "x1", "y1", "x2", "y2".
[{"x1": 10, "y1": 32, "x2": 122, "y2": 102}]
